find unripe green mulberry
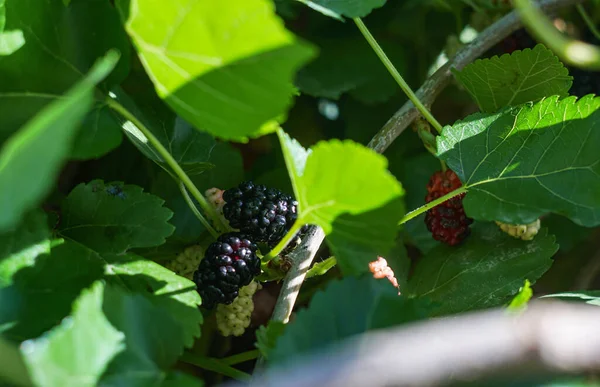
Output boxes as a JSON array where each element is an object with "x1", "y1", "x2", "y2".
[
  {"x1": 495, "y1": 219, "x2": 541, "y2": 241},
  {"x1": 216, "y1": 281, "x2": 260, "y2": 337},
  {"x1": 165, "y1": 245, "x2": 205, "y2": 280}
]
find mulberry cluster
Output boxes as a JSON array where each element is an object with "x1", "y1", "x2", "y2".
[
  {"x1": 216, "y1": 281, "x2": 260, "y2": 337},
  {"x1": 424, "y1": 170, "x2": 473, "y2": 246},
  {"x1": 496, "y1": 219, "x2": 541, "y2": 241},
  {"x1": 222, "y1": 181, "x2": 298, "y2": 245},
  {"x1": 193, "y1": 233, "x2": 261, "y2": 309},
  {"x1": 165, "y1": 245, "x2": 205, "y2": 280}
]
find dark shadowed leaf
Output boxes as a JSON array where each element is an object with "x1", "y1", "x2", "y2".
[
  {"x1": 0, "y1": 0, "x2": 130, "y2": 158},
  {"x1": 21, "y1": 282, "x2": 125, "y2": 387},
  {"x1": 59, "y1": 180, "x2": 175, "y2": 254},
  {"x1": 407, "y1": 223, "x2": 557, "y2": 316},
  {"x1": 270, "y1": 276, "x2": 429, "y2": 364},
  {"x1": 0, "y1": 52, "x2": 119, "y2": 232}
]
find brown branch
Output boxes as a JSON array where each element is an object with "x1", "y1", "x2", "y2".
[
  {"x1": 368, "y1": 0, "x2": 584, "y2": 154},
  {"x1": 245, "y1": 301, "x2": 600, "y2": 387},
  {"x1": 271, "y1": 225, "x2": 326, "y2": 323}
]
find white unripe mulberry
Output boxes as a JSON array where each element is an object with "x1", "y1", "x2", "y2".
[
  {"x1": 216, "y1": 281, "x2": 261, "y2": 337},
  {"x1": 495, "y1": 219, "x2": 541, "y2": 241},
  {"x1": 164, "y1": 245, "x2": 205, "y2": 280}
]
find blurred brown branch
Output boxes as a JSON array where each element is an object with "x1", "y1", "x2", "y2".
[{"x1": 247, "y1": 301, "x2": 600, "y2": 387}]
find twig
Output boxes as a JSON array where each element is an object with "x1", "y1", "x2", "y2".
[
  {"x1": 253, "y1": 226, "x2": 325, "y2": 374},
  {"x1": 271, "y1": 225, "x2": 326, "y2": 323},
  {"x1": 367, "y1": 0, "x2": 584, "y2": 154},
  {"x1": 244, "y1": 301, "x2": 600, "y2": 387}
]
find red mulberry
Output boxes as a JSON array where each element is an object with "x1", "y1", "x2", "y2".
[{"x1": 424, "y1": 170, "x2": 473, "y2": 246}]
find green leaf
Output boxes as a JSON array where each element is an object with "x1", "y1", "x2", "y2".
[
  {"x1": 0, "y1": 239, "x2": 103, "y2": 341},
  {"x1": 296, "y1": 37, "x2": 406, "y2": 104},
  {"x1": 270, "y1": 275, "x2": 429, "y2": 364},
  {"x1": 0, "y1": 0, "x2": 130, "y2": 156},
  {"x1": 70, "y1": 104, "x2": 123, "y2": 160},
  {"x1": 384, "y1": 235, "x2": 411, "y2": 291},
  {"x1": 0, "y1": 52, "x2": 119, "y2": 232},
  {"x1": 544, "y1": 214, "x2": 592, "y2": 252},
  {"x1": 284, "y1": 138, "x2": 404, "y2": 275},
  {"x1": 507, "y1": 279, "x2": 533, "y2": 310},
  {"x1": 396, "y1": 152, "x2": 441, "y2": 254},
  {"x1": 295, "y1": 0, "x2": 344, "y2": 20},
  {"x1": 113, "y1": 89, "x2": 216, "y2": 175},
  {"x1": 105, "y1": 257, "x2": 202, "y2": 345},
  {"x1": 149, "y1": 141, "x2": 243, "y2": 243},
  {"x1": 255, "y1": 321, "x2": 286, "y2": 360},
  {"x1": 100, "y1": 284, "x2": 196, "y2": 385},
  {"x1": 0, "y1": 211, "x2": 51, "y2": 287},
  {"x1": 0, "y1": 29, "x2": 24, "y2": 56},
  {"x1": 438, "y1": 95, "x2": 600, "y2": 226},
  {"x1": 161, "y1": 372, "x2": 204, "y2": 387},
  {"x1": 277, "y1": 129, "x2": 310, "y2": 186},
  {"x1": 453, "y1": 45, "x2": 572, "y2": 112},
  {"x1": 305, "y1": 257, "x2": 337, "y2": 279},
  {"x1": 296, "y1": 0, "x2": 387, "y2": 18},
  {"x1": 124, "y1": 0, "x2": 315, "y2": 141},
  {"x1": 406, "y1": 223, "x2": 557, "y2": 316},
  {"x1": 0, "y1": 0, "x2": 22, "y2": 56},
  {"x1": 0, "y1": 238, "x2": 202, "y2": 383},
  {"x1": 0, "y1": 336, "x2": 31, "y2": 387},
  {"x1": 59, "y1": 180, "x2": 175, "y2": 254},
  {"x1": 0, "y1": 0, "x2": 5, "y2": 31},
  {"x1": 540, "y1": 291, "x2": 600, "y2": 306},
  {"x1": 21, "y1": 282, "x2": 125, "y2": 387}
]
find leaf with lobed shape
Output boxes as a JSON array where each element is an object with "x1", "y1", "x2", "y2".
[{"x1": 438, "y1": 95, "x2": 600, "y2": 226}]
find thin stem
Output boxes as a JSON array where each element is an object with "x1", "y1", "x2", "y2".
[
  {"x1": 263, "y1": 220, "x2": 303, "y2": 262},
  {"x1": 399, "y1": 186, "x2": 467, "y2": 226},
  {"x1": 576, "y1": 4, "x2": 600, "y2": 41},
  {"x1": 514, "y1": 0, "x2": 600, "y2": 69},
  {"x1": 179, "y1": 182, "x2": 219, "y2": 239},
  {"x1": 106, "y1": 98, "x2": 229, "y2": 232},
  {"x1": 180, "y1": 353, "x2": 251, "y2": 382},
  {"x1": 353, "y1": 18, "x2": 443, "y2": 134},
  {"x1": 221, "y1": 349, "x2": 261, "y2": 366},
  {"x1": 440, "y1": 159, "x2": 448, "y2": 172}
]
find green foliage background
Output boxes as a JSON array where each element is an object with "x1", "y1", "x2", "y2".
[{"x1": 0, "y1": 0, "x2": 599, "y2": 386}]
